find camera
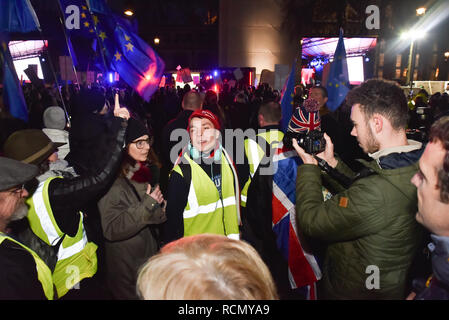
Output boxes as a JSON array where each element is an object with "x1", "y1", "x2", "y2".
[{"x1": 283, "y1": 130, "x2": 326, "y2": 154}]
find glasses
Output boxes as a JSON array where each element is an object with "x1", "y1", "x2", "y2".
[
  {"x1": 132, "y1": 137, "x2": 153, "y2": 149},
  {"x1": 8, "y1": 184, "x2": 25, "y2": 196}
]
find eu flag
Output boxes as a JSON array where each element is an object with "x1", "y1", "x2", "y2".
[
  {"x1": 280, "y1": 62, "x2": 296, "y2": 132},
  {"x1": 59, "y1": 0, "x2": 97, "y2": 38},
  {"x1": 94, "y1": 11, "x2": 165, "y2": 102},
  {"x1": 325, "y1": 29, "x2": 350, "y2": 111},
  {"x1": 0, "y1": 0, "x2": 40, "y2": 33},
  {"x1": 0, "y1": 37, "x2": 28, "y2": 122}
]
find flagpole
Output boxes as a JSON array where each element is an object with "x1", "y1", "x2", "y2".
[
  {"x1": 55, "y1": 0, "x2": 80, "y2": 90},
  {"x1": 38, "y1": 38, "x2": 72, "y2": 128}
]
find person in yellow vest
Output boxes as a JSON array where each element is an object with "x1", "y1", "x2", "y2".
[
  {"x1": 0, "y1": 157, "x2": 54, "y2": 300},
  {"x1": 239, "y1": 101, "x2": 284, "y2": 208},
  {"x1": 162, "y1": 110, "x2": 240, "y2": 244},
  {"x1": 2, "y1": 94, "x2": 130, "y2": 299}
]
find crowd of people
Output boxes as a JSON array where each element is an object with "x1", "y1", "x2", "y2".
[{"x1": 0, "y1": 76, "x2": 448, "y2": 300}]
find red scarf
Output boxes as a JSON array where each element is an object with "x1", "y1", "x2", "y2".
[{"x1": 128, "y1": 161, "x2": 152, "y2": 183}]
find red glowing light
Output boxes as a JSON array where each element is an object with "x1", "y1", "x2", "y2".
[{"x1": 137, "y1": 63, "x2": 157, "y2": 94}]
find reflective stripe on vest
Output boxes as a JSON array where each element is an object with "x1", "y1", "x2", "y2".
[
  {"x1": 27, "y1": 179, "x2": 63, "y2": 245},
  {"x1": 26, "y1": 177, "x2": 97, "y2": 298},
  {"x1": 0, "y1": 233, "x2": 54, "y2": 300},
  {"x1": 57, "y1": 216, "x2": 88, "y2": 261},
  {"x1": 241, "y1": 130, "x2": 284, "y2": 207},
  {"x1": 173, "y1": 149, "x2": 240, "y2": 239},
  {"x1": 52, "y1": 215, "x2": 97, "y2": 298}
]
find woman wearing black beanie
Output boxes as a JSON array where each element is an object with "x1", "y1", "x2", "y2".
[{"x1": 98, "y1": 116, "x2": 167, "y2": 300}]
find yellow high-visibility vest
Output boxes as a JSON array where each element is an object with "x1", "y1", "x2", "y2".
[
  {"x1": 0, "y1": 233, "x2": 54, "y2": 300},
  {"x1": 172, "y1": 149, "x2": 240, "y2": 239},
  {"x1": 26, "y1": 177, "x2": 98, "y2": 298},
  {"x1": 241, "y1": 130, "x2": 284, "y2": 207}
]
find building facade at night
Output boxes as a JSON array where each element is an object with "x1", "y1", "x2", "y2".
[
  {"x1": 219, "y1": 0, "x2": 449, "y2": 86},
  {"x1": 11, "y1": 0, "x2": 449, "y2": 88}
]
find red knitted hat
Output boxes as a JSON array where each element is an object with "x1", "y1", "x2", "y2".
[{"x1": 188, "y1": 109, "x2": 220, "y2": 130}]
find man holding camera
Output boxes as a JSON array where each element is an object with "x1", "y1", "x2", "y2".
[{"x1": 292, "y1": 79, "x2": 425, "y2": 299}]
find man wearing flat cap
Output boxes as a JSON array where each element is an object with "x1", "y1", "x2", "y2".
[
  {"x1": 0, "y1": 157, "x2": 54, "y2": 299},
  {"x1": 2, "y1": 94, "x2": 130, "y2": 299}
]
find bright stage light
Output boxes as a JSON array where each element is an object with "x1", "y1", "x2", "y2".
[{"x1": 401, "y1": 30, "x2": 426, "y2": 40}]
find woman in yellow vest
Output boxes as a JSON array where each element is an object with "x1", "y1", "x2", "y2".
[
  {"x1": 0, "y1": 157, "x2": 53, "y2": 300},
  {"x1": 163, "y1": 110, "x2": 241, "y2": 244}
]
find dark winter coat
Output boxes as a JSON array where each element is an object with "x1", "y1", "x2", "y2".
[
  {"x1": 414, "y1": 234, "x2": 449, "y2": 300},
  {"x1": 98, "y1": 177, "x2": 166, "y2": 300}
]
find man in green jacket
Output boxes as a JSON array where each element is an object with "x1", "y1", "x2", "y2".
[{"x1": 292, "y1": 79, "x2": 425, "y2": 299}]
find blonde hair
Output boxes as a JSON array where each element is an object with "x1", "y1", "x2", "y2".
[{"x1": 136, "y1": 234, "x2": 278, "y2": 300}]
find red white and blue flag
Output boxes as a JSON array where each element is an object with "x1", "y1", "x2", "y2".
[
  {"x1": 271, "y1": 145, "x2": 323, "y2": 299},
  {"x1": 288, "y1": 106, "x2": 321, "y2": 133}
]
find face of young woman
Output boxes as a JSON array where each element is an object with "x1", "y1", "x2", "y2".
[{"x1": 128, "y1": 134, "x2": 150, "y2": 162}]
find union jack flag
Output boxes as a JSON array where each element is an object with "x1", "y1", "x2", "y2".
[
  {"x1": 271, "y1": 144, "x2": 323, "y2": 299},
  {"x1": 288, "y1": 106, "x2": 321, "y2": 133}
]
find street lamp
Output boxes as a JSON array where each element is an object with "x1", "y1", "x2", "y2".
[
  {"x1": 154, "y1": 37, "x2": 160, "y2": 45},
  {"x1": 416, "y1": 7, "x2": 426, "y2": 16},
  {"x1": 124, "y1": 9, "x2": 134, "y2": 16}
]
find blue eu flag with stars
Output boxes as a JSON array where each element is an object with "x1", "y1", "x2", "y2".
[
  {"x1": 325, "y1": 29, "x2": 350, "y2": 111},
  {"x1": 94, "y1": 9, "x2": 165, "y2": 102}
]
